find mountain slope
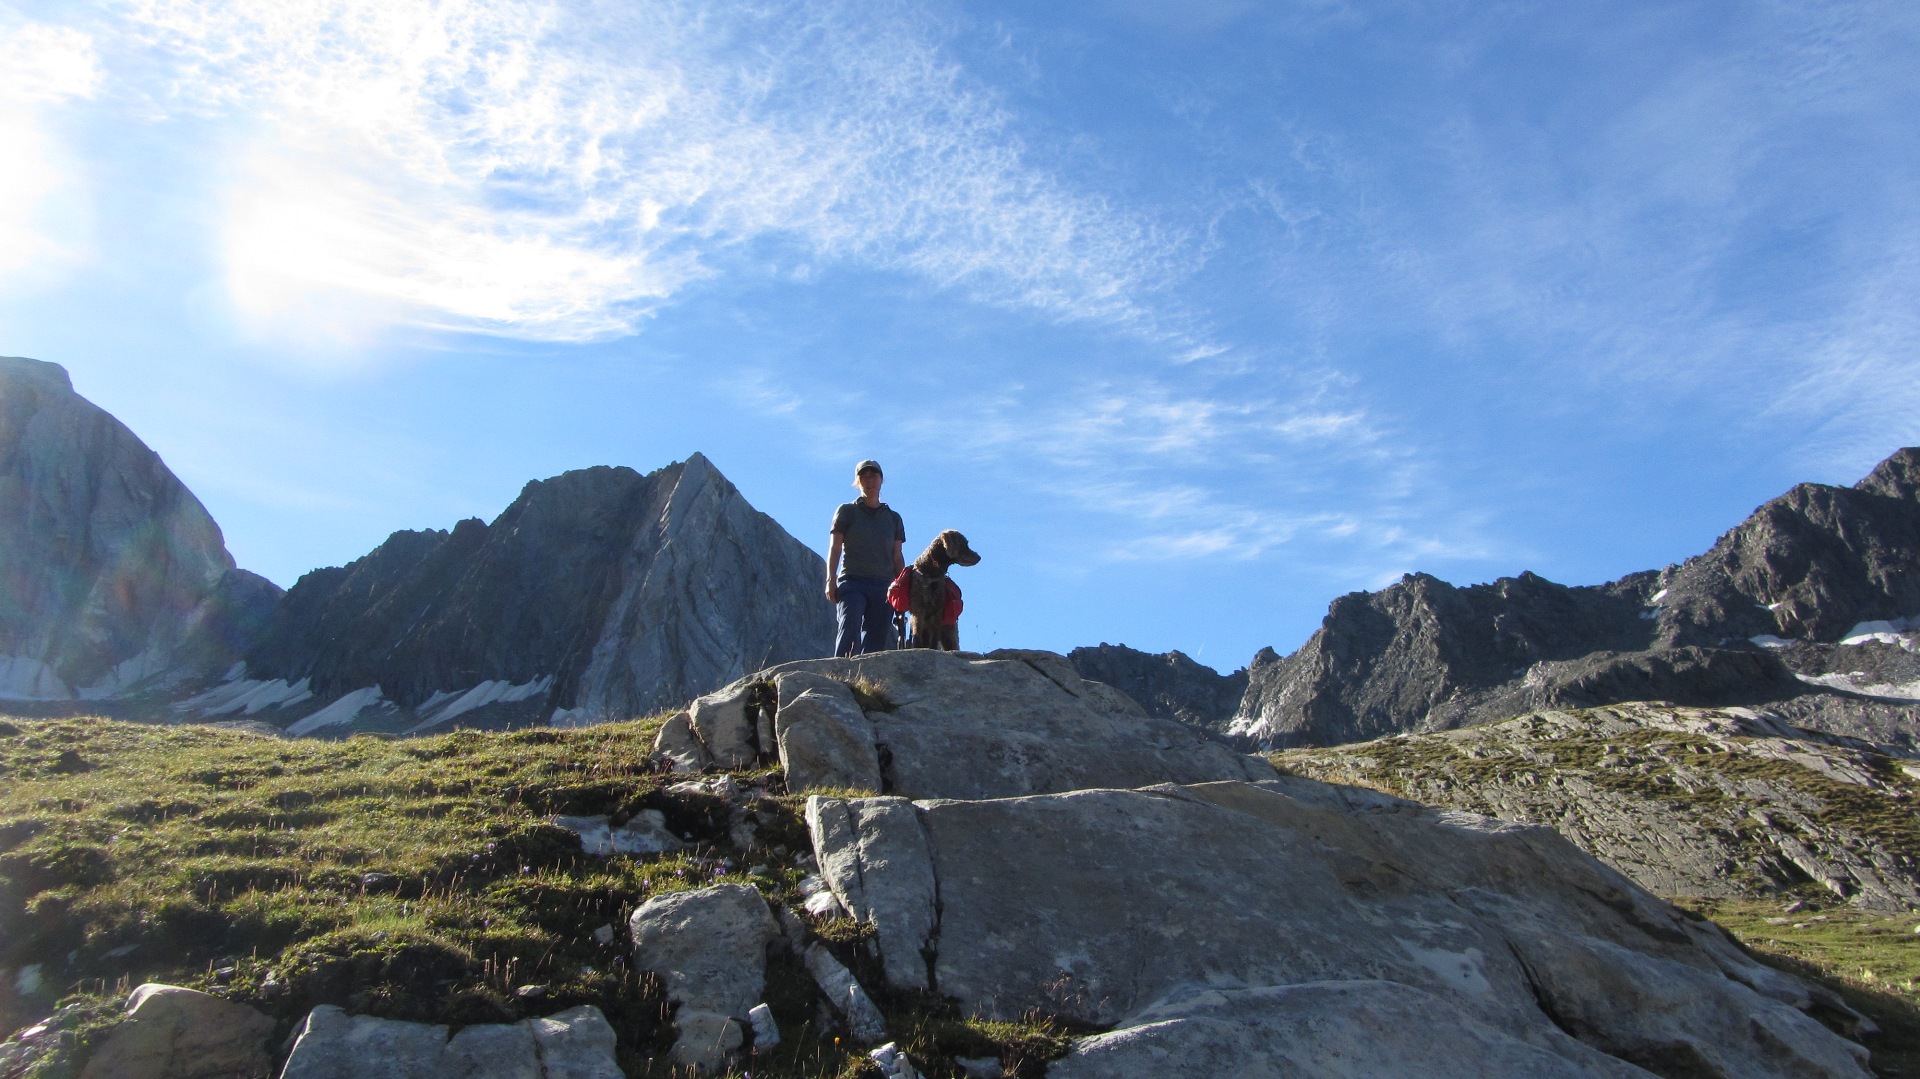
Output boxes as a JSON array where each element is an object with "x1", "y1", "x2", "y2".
[
  {"x1": 233, "y1": 454, "x2": 831, "y2": 730},
  {"x1": 1066, "y1": 643, "x2": 1248, "y2": 731},
  {"x1": 0, "y1": 357, "x2": 279, "y2": 700},
  {"x1": 1233, "y1": 448, "x2": 1920, "y2": 748},
  {"x1": 1274, "y1": 702, "x2": 1920, "y2": 910}
]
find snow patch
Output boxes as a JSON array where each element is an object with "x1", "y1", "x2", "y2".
[
  {"x1": 409, "y1": 675, "x2": 553, "y2": 733},
  {"x1": 78, "y1": 645, "x2": 174, "y2": 698},
  {"x1": 175, "y1": 678, "x2": 314, "y2": 716},
  {"x1": 1839, "y1": 617, "x2": 1917, "y2": 649},
  {"x1": 286, "y1": 687, "x2": 389, "y2": 736},
  {"x1": 1750, "y1": 635, "x2": 1797, "y2": 650},
  {"x1": 1796, "y1": 672, "x2": 1920, "y2": 701},
  {"x1": 0, "y1": 655, "x2": 72, "y2": 700},
  {"x1": 1647, "y1": 589, "x2": 1668, "y2": 604}
]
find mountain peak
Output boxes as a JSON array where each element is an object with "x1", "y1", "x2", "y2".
[
  {"x1": 0, "y1": 355, "x2": 74, "y2": 392},
  {"x1": 1856, "y1": 446, "x2": 1920, "y2": 501}
]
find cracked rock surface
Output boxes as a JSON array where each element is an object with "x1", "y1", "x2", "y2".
[
  {"x1": 806, "y1": 776, "x2": 1872, "y2": 1078},
  {"x1": 712, "y1": 648, "x2": 1277, "y2": 799}
]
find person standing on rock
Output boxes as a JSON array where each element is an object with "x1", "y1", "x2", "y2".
[{"x1": 827, "y1": 459, "x2": 905, "y2": 656}]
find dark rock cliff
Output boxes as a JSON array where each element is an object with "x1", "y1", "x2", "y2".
[
  {"x1": 1234, "y1": 448, "x2": 1920, "y2": 749},
  {"x1": 1067, "y1": 643, "x2": 1248, "y2": 731},
  {"x1": 0, "y1": 357, "x2": 279, "y2": 699},
  {"x1": 243, "y1": 454, "x2": 831, "y2": 723}
]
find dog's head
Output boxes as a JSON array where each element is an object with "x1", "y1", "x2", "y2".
[{"x1": 932, "y1": 529, "x2": 981, "y2": 568}]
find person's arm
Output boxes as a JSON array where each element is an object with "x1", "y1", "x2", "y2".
[
  {"x1": 891, "y1": 538, "x2": 905, "y2": 576},
  {"x1": 825, "y1": 532, "x2": 843, "y2": 603}
]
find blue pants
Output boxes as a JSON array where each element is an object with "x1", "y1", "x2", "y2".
[{"x1": 834, "y1": 576, "x2": 895, "y2": 656}]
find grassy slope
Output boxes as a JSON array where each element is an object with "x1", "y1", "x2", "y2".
[{"x1": 0, "y1": 717, "x2": 1069, "y2": 1079}]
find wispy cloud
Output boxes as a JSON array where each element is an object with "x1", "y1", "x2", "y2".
[
  {"x1": 62, "y1": 0, "x2": 1184, "y2": 343},
  {"x1": 0, "y1": 20, "x2": 99, "y2": 282}
]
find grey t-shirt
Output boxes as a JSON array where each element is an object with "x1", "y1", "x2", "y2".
[{"x1": 831, "y1": 500, "x2": 905, "y2": 581}]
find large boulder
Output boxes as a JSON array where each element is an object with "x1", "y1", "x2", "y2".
[
  {"x1": 77, "y1": 984, "x2": 275, "y2": 1079},
  {"x1": 805, "y1": 778, "x2": 1871, "y2": 1078},
  {"x1": 746, "y1": 648, "x2": 1276, "y2": 799},
  {"x1": 277, "y1": 1004, "x2": 620, "y2": 1079},
  {"x1": 775, "y1": 675, "x2": 882, "y2": 793},
  {"x1": 628, "y1": 883, "x2": 780, "y2": 1071},
  {"x1": 279, "y1": 1007, "x2": 448, "y2": 1078}
]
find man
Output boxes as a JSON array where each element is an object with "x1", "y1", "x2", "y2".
[{"x1": 826, "y1": 459, "x2": 905, "y2": 656}]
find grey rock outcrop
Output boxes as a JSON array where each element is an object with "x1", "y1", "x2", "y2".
[
  {"x1": 278, "y1": 1003, "x2": 619, "y2": 1079},
  {"x1": 628, "y1": 883, "x2": 780, "y2": 1071},
  {"x1": 1233, "y1": 448, "x2": 1920, "y2": 748},
  {"x1": 774, "y1": 676, "x2": 882, "y2": 793},
  {"x1": 806, "y1": 780, "x2": 1870, "y2": 1078},
  {"x1": 0, "y1": 357, "x2": 280, "y2": 700},
  {"x1": 714, "y1": 648, "x2": 1276, "y2": 799},
  {"x1": 1276, "y1": 701, "x2": 1920, "y2": 909},
  {"x1": 1067, "y1": 643, "x2": 1249, "y2": 731},
  {"x1": 77, "y1": 984, "x2": 274, "y2": 1079},
  {"x1": 236, "y1": 454, "x2": 829, "y2": 730},
  {"x1": 279, "y1": 1007, "x2": 449, "y2": 1078}
]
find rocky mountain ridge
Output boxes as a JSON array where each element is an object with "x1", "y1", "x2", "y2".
[
  {"x1": 1065, "y1": 642, "x2": 1248, "y2": 731},
  {"x1": 0, "y1": 356, "x2": 280, "y2": 702},
  {"x1": 205, "y1": 454, "x2": 831, "y2": 734},
  {"x1": 1089, "y1": 447, "x2": 1920, "y2": 752}
]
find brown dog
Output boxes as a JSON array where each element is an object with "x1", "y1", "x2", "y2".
[{"x1": 906, "y1": 530, "x2": 980, "y2": 650}]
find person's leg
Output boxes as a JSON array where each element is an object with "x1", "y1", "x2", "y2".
[
  {"x1": 834, "y1": 581, "x2": 866, "y2": 657},
  {"x1": 861, "y1": 578, "x2": 895, "y2": 652}
]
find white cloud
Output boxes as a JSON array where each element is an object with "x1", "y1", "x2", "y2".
[
  {"x1": 97, "y1": 0, "x2": 1182, "y2": 343},
  {"x1": 0, "y1": 21, "x2": 99, "y2": 281}
]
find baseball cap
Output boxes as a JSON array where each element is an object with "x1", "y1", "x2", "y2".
[{"x1": 855, "y1": 459, "x2": 883, "y2": 476}]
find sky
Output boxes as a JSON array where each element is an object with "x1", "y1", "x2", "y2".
[{"x1": 3, "y1": 0, "x2": 1918, "y2": 673}]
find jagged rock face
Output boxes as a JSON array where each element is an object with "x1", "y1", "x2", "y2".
[
  {"x1": 1657, "y1": 449, "x2": 1920, "y2": 646},
  {"x1": 1235, "y1": 448, "x2": 1920, "y2": 748},
  {"x1": 0, "y1": 357, "x2": 280, "y2": 699},
  {"x1": 244, "y1": 454, "x2": 830, "y2": 723},
  {"x1": 1276, "y1": 703, "x2": 1920, "y2": 910},
  {"x1": 1234, "y1": 570, "x2": 1660, "y2": 746},
  {"x1": 1066, "y1": 643, "x2": 1248, "y2": 731}
]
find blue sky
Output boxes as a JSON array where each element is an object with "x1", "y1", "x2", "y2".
[{"x1": 3, "y1": 0, "x2": 1917, "y2": 672}]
